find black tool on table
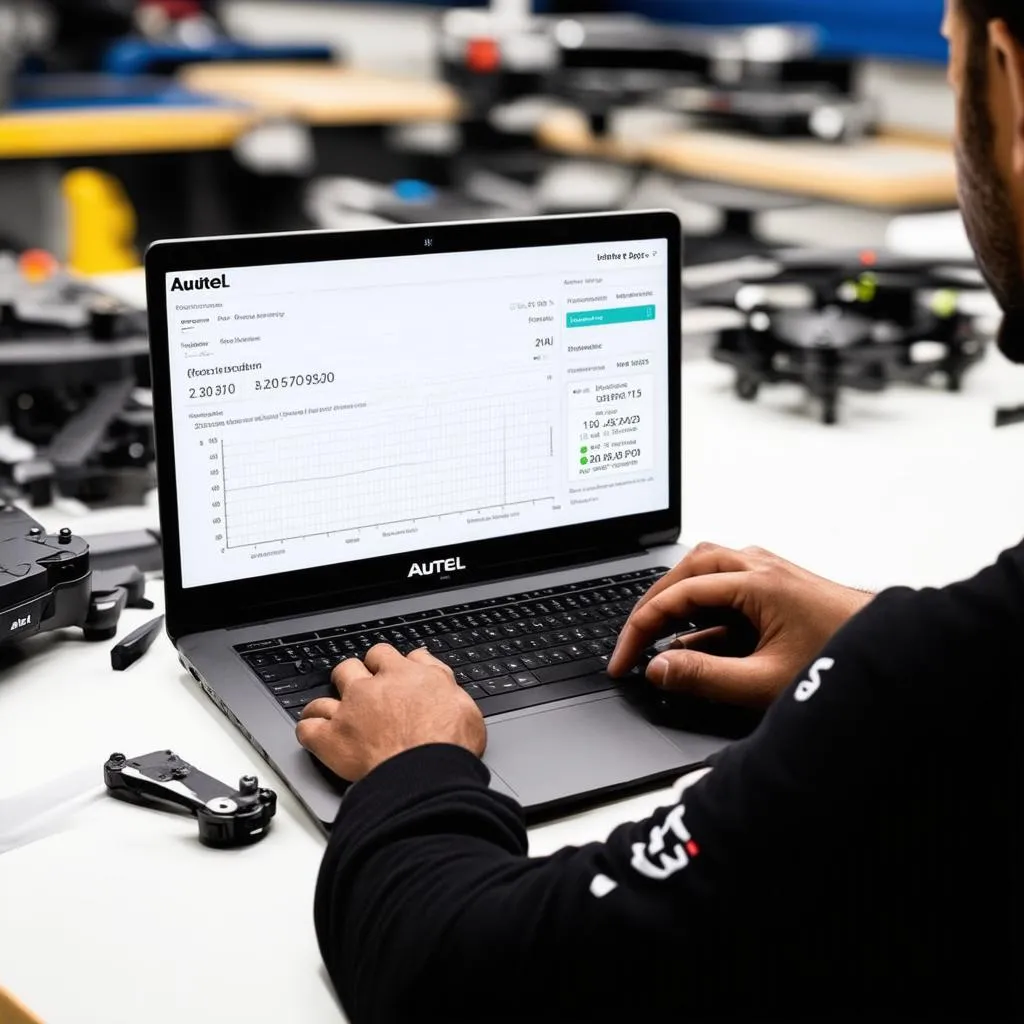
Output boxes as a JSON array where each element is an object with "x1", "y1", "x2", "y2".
[
  {"x1": 103, "y1": 750, "x2": 277, "y2": 848},
  {"x1": 110, "y1": 613, "x2": 164, "y2": 670},
  {"x1": 995, "y1": 405, "x2": 1024, "y2": 428}
]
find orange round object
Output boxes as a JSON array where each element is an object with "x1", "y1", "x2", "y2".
[
  {"x1": 859, "y1": 249, "x2": 878, "y2": 267},
  {"x1": 466, "y1": 37, "x2": 500, "y2": 74},
  {"x1": 19, "y1": 248, "x2": 59, "y2": 283}
]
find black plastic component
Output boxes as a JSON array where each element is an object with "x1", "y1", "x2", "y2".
[
  {"x1": 0, "y1": 503, "x2": 149, "y2": 645},
  {"x1": 0, "y1": 271, "x2": 152, "y2": 509},
  {"x1": 104, "y1": 749, "x2": 276, "y2": 848},
  {"x1": 110, "y1": 614, "x2": 164, "y2": 670},
  {"x1": 995, "y1": 405, "x2": 1024, "y2": 428},
  {"x1": 0, "y1": 501, "x2": 91, "y2": 641},
  {"x1": 82, "y1": 584, "x2": 127, "y2": 641},
  {"x1": 85, "y1": 528, "x2": 162, "y2": 573}
]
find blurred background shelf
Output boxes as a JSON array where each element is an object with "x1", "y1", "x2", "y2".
[{"x1": 178, "y1": 61, "x2": 462, "y2": 124}]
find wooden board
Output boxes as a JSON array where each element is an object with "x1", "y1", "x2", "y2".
[
  {"x1": 535, "y1": 107, "x2": 647, "y2": 163},
  {"x1": 644, "y1": 131, "x2": 956, "y2": 208},
  {"x1": 179, "y1": 63, "x2": 462, "y2": 126},
  {"x1": 0, "y1": 986, "x2": 45, "y2": 1024},
  {"x1": 537, "y1": 107, "x2": 957, "y2": 209},
  {"x1": 0, "y1": 106, "x2": 254, "y2": 159}
]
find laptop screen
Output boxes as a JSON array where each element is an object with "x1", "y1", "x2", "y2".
[{"x1": 165, "y1": 236, "x2": 671, "y2": 589}]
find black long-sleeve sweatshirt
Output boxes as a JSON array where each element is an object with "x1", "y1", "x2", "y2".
[{"x1": 314, "y1": 541, "x2": 1024, "y2": 1023}]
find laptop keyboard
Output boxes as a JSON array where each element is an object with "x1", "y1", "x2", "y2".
[{"x1": 234, "y1": 567, "x2": 671, "y2": 721}]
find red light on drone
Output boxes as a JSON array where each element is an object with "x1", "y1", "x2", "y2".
[
  {"x1": 141, "y1": 0, "x2": 202, "y2": 16},
  {"x1": 19, "y1": 248, "x2": 58, "y2": 283},
  {"x1": 859, "y1": 249, "x2": 878, "y2": 267},
  {"x1": 140, "y1": 0, "x2": 202, "y2": 16},
  {"x1": 466, "y1": 37, "x2": 501, "y2": 73}
]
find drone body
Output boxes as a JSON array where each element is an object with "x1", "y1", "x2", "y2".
[
  {"x1": 439, "y1": 14, "x2": 874, "y2": 143},
  {"x1": 701, "y1": 249, "x2": 993, "y2": 424},
  {"x1": 0, "y1": 254, "x2": 153, "y2": 504}
]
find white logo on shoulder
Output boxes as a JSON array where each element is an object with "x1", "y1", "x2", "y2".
[
  {"x1": 794, "y1": 657, "x2": 834, "y2": 702},
  {"x1": 630, "y1": 804, "x2": 700, "y2": 881}
]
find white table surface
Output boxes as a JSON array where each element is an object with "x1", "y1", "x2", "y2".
[{"x1": 4, "y1": 271, "x2": 1024, "y2": 1023}]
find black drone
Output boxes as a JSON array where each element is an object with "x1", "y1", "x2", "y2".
[
  {"x1": 0, "y1": 253, "x2": 153, "y2": 505},
  {"x1": 553, "y1": 21, "x2": 873, "y2": 142},
  {"x1": 440, "y1": 15, "x2": 873, "y2": 142},
  {"x1": 693, "y1": 248, "x2": 994, "y2": 425}
]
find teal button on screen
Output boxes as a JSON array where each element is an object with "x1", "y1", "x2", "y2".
[{"x1": 566, "y1": 305, "x2": 656, "y2": 328}]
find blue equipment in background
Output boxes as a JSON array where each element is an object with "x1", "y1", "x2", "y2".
[
  {"x1": 559, "y1": 1, "x2": 947, "y2": 62},
  {"x1": 415, "y1": 0, "x2": 946, "y2": 64},
  {"x1": 101, "y1": 40, "x2": 333, "y2": 77}
]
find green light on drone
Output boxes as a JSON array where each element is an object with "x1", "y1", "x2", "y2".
[
  {"x1": 855, "y1": 272, "x2": 877, "y2": 303},
  {"x1": 932, "y1": 289, "x2": 958, "y2": 318}
]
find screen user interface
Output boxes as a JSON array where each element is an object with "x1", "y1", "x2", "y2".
[{"x1": 166, "y1": 237, "x2": 671, "y2": 588}]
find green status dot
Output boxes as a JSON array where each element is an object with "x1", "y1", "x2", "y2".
[
  {"x1": 580, "y1": 457, "x2": 588, "y2": 466},
  {"x1": 932, "y1": 288, "x2": 958, "y2": 318},
  {"x1": 580, "y1": 446, "x2": 588, "y2": 454}
]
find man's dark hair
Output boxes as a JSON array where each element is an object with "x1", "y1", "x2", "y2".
[{"x1": 960, "y1": 0, "x2": 1024, "y2": 42}]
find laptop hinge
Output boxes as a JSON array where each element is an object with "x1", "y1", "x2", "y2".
[{"x1": 223, "y1": 539, "x2": 649, "y2": 634}]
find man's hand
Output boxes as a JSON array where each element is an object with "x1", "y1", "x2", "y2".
[
  {"x1": 607, "y1": 543, "x2": 873, "y2": 707},
  {"x1": 296, "y1": 644, "x2": 486, "y2": 782}
]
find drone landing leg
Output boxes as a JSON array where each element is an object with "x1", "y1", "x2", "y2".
[
  {"x1": 817, "y1": 350, "x2": 841, "y2": 425},
  {"x1": 944, "y1": 348, "x2": 967, "y2": 392}
]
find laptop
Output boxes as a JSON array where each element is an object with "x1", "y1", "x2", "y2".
[{"x1": 145, "y1": 210, "x2": 748, "y2": 829}]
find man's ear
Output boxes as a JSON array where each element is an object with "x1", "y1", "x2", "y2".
[{"x1": 992, "y1": 20, "x2": 1024, "y2": 176}]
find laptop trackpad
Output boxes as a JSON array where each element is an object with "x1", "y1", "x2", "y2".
[{"x1": 483, "y1": 695, "x2": 694, "y2": 805}]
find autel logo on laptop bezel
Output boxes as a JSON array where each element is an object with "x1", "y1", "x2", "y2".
[{"x1": 408, "y1": 557, "x2": 467, "y2": 578}]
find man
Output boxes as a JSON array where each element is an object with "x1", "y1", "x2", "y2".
[{"x1": 298, "y1": 3, "x2": 1022, "y2": 1020}]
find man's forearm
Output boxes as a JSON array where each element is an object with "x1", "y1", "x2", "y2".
[
  {"x1": 314, "y1": 745, "x2": 529, "y2": 1023},
  {"x1": 313, "y1": 744, "x2": 727, "y2": 1024}
]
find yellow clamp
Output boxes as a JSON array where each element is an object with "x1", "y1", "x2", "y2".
[{"x1": 62, "y1": 167, "x2": 140, "y2": 274}]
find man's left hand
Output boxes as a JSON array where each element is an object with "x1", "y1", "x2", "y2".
[{"x1": 296, "y1": 644, "x2": 487, "y2": 782}]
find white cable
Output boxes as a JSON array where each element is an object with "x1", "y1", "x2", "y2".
[{"x1": 0, "y1": 766, "x2": 106, "y2": 856}]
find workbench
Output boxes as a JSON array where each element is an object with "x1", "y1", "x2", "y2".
[
  {"x1": 179, "y1": 62, "x2": 464, "y2": 187},
  {"x1": 0, "y1": 106, "x2": 253, "y2": 161},
  {"x1": 0, "y1": 78, "x2": 258, "y2": 252},
  {"x1": 3, "y1": 264, "x2": 1024, "y2": 1021},
  {"x1": 179, "y1": 62, "x2": 462, "y2": 126},
  {"x1": 0, "y1": 65, "x2": 463, "y2": 252},
  {"x1": 537, "y1": 107, "x2": 957, "y2": 210}
]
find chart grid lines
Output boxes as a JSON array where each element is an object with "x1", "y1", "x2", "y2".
[
  {"x1": 221, "y1": 438, "x2": 229, "y2": 550},
  {"x1": 227, "y1": 463, "x2": 421, "y2": 493},
  {"x1": 219, "y1": 499, "x2": 555, "y2": 547},
  {"x1": 221, "y1": 394, "x2": 555, "y2": 549}
]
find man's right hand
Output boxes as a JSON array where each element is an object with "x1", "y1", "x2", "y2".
[{"x1": 607, "y1": 543, "x2": 874, "y2": 707}]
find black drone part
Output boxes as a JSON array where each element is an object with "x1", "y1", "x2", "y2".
[
  {"x1": 772, "y1": 246, "x2": 977, "y2": 272},
  {"x1": 0, "y1": 503, "x2": 151, "y2": 643},
  {"x1": 0, "y1": 504, "x2": 91, "y2": 640},
  {"x1": 104, "y1": 750, "x2": 277, "y2": 849},
  {"x1": 759, "y1": 268, "x2": 987, "y2": 298},
  {"x1": 0, "y1": 279, "x2": 152, "y2": 507},
  {"x1": 713, "y1": 305, "x2": 988, "y2": 424},
  {"x1": 766, "y1": 248, "x2": 985, "y2": 289}
]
